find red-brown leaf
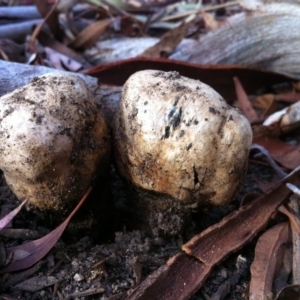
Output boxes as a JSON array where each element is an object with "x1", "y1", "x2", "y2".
[
  {"x1": 233, "y1": 77, "x2": 258, "y2": 122},
  {"x1": 84, "y1": 57, "x2": 291, "y2": 102},
  {"x1": 0, "y1": 201, "x2": 27, "y2": 232},
  {"x1": 253, "y1": 135, "x2": 300, "y2": 170},
  {"x1": 0, "y1": 188, "x2": 91, "y2": 274},
  {"x1": 249, "y1": 222, "x2": 289, "y2": 300}
]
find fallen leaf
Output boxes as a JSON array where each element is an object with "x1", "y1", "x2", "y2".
[
  {"x1": 14, "y1": 275, "x2": 57, "y2": 292},
  {"x1": 0, "y1": 187, "x2": 91, "y2": 274},
  {"x1": 251, "y1": 144, "x2": 287, "y2": 179},
  {"x1": 34, "y1": 0, "x2": 63, "y2": 41},
  {"x1": 140, "y1": 21, "x2": 188, "y2": 58},
  {"x1": 249, "y1": 222, "x2": 289, "y2": 300},
  {"x1": 69, "y1": 19, "x2": 113, "y2": 50},
  {"x1": 253, "y1": 135, "x2": 300, "y2": 170},
  {"x1": 275, "y1": 93, "x2": 300, "y2": 103},
  {"x1": 44, "y1": 47, "x2": 83, "y2": 72},
  {"x1": 273, "y1": 244, "x2": 292, "y2": 295},
  {"x1": 84, "y1": 57, "x2": 293, "y2": 102},
  {"x1": 253, "y1": 174, "x2": 281, "y2": 193},
  {"x1": 233, "y1": 77, "x2": 258, "y2": 122},
  {"x1": 2, "y1": 262, "x2": 42, "y2": 288},
  {"x1": 287, "y1": 194, "x2": 300, "y2": 284},
  {"x1": 202, "y1": 12, "x2": 221, "y2": 31},
  {"x1": 253, "y1": 94, "x2": 275, "y2": 110},
  {"x1": 275, "y1": 284, "x2": 300, "y2": 300},
  {"x1": 0, "y1": 200, "x2": 27, "y2": 232}
]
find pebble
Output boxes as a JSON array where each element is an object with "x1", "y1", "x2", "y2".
[{"x1": 74, "y1": 273, "x2": 85, "y2": 282}]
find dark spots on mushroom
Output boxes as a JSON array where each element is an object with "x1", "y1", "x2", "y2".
[
  {"x1": 173, "y1": 96, "x2": 180, "y2": 106},
  {"x1": 144, "y1": 101, "x2": 148, "y2": 105},
  {"x1": 144, "y1": 110, "x2": 147, "y2": 113},
  {"x1": 194, "y1": 119, "x2": 199, "y2": 125},
  {"x1": 129, "y1": 107, "x2": 138, "y2": 120},
  {"x1": 163, "y1": 126, "x2": 170, "y2": 139},
  {"x1": 186, "y1": 143, "x2": 192, "y2": 151},
  {"x1": 229, "y1": 115, "x2": 234, "y2": 121},
  {"x1": 179, "y1": 130, "x2": 185, "y2": 137},
  {"x1": 167, "y1": 106, "x2": 182, "y2": 130},
  {"x1": 193, "y1": 165, "x2": 199, "y2": 186},
  {"x1": 205, "y1": 118, "x2": 208, "y2": 121},
  {"x1": 209, "y1": 107, "x2": 220, "y2": 114}
]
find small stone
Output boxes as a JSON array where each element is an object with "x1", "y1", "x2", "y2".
[{"x1": 73, "y1": 273, "x2": 84, "y2": 282}]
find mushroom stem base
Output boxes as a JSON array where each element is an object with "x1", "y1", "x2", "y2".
[{"x1": 125, "y1": 184, "x2": 199, "y2": 237}]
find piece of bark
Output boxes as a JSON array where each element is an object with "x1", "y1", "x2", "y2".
[
  {"x1": 181, "y1": 167, "x2": 299, "y2": 266},
  {"x1": 249, "y1": 222, "x2": 289, "y2": 300},
  {"x1": 170, "y1": 3, "x2": 300, "y2": 79},
  {"x1": 0, "y1": 60, "x2": 121, "y2": 123},
  {"x1": 124, "y1": 167, "x2": 300, "y2": 300},
  {"x1": 124, "y1": 253, "x2": 212, "y2": 300}
]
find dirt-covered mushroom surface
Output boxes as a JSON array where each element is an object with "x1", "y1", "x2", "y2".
[
  {"x1": 0, "y1": 73, "x2": 111, "y2": 211},
  {"x1": 113, "y1": 70, "x2": 252, "y2": 236}
]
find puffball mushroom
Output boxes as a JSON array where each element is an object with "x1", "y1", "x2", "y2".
[
  {"x1": 0, "y1": 73, "x2": 110, "y2": 210},
  {"x1": 113, "y1": 70, "x2": 252, "y2": 236}
]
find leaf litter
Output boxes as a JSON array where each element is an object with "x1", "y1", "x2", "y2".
[{"x1": 2, "y1": 1, "x2": 300, "y2": 299}]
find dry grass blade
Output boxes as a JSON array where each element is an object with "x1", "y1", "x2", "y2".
[
  {"x1": 249, "y1": 222, "x2": 289, "y2": 300},
  {"x1": 0, "y1": 188, "x2": 92, "y2": 274},
  {"x1": 0, "y1": 201, "x2": 27, "y2": 232},
  {"x1": 69, "y1": 19, "x2": 113, "y2": 50}
]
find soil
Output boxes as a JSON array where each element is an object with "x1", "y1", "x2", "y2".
[{"x1": 0, "y1": 160, "x2": 274, "y2": 300}]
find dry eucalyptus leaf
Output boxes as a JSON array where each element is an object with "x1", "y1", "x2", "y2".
[
  {"x1": 170, "y1": 3, "x2": 300, "y2": 78},
  {"x1": 249, "y1": 222, "x2": 289, "y2": 300},
  {"x1": 14, "y1": 275, "x2": 58, "y2": 292}
]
